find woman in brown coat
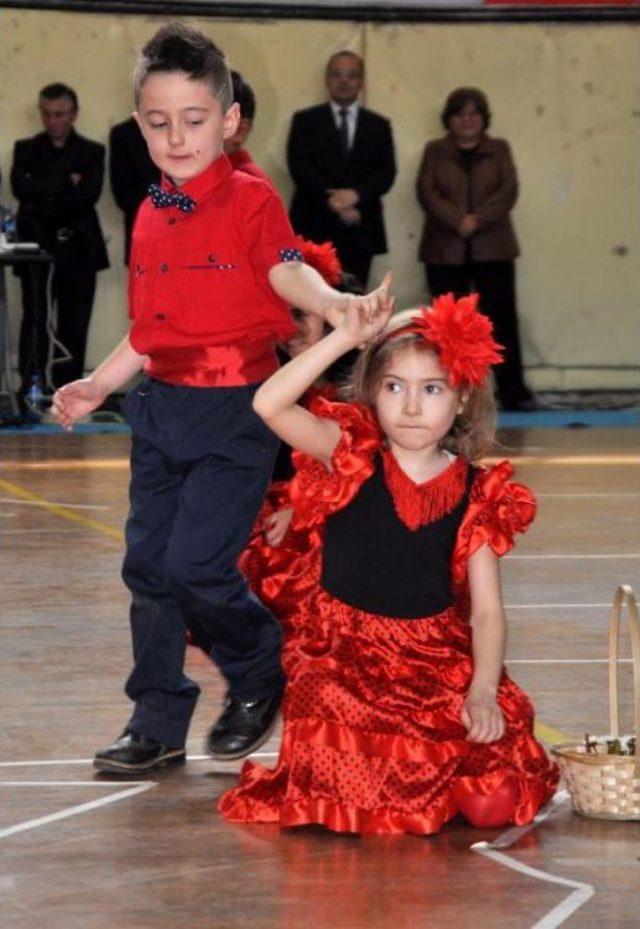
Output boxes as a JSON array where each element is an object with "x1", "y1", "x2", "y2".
[{"x1": 416, "y1": 88, "x2": 535, "y2": 411}]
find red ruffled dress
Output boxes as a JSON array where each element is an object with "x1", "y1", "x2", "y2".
[{"x1": 220, "y1": 399, "x2": 559, "y2": 835}]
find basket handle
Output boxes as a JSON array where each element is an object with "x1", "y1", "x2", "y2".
[{"x1": 608, "y1": 585, "x2": 640, "y2": 751}]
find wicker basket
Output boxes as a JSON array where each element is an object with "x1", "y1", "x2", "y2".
[{"x1": 552, "y1": 584, "x2": 640, "y2": 820}]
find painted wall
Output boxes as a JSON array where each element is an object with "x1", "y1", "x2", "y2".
[{"x1": 1, "y1": 10, "x2": 637, "y2": 388}]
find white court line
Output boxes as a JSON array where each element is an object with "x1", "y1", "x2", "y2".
[
  {"x1": 185, "y1": 752, "x2": 278, "y2": 761},
  {"x1": 506, "y1": 603, "x2": 610, "y2": 608},
  {"x1": 474, "y1": 848, "x2": 594, "y2": 929},
  {"x1": 507, "y1": 553, "x2": 639, "y2": 560},
  {"x1": 508, "y1": 658, "x2": 632, "y2": 665},
  {"x1": 472, "y1": 790, "x2": 595, "y2": 928},
  {"x1": 0, "y1": 751, "x2": 278, "y2": 769},
  {"x1": 0, "y1": 780, "x2": 155, "y2": 839},
  {"x1": 0, "y1": 497, "x2": 109, "y2": 511},
  {"x1": 2, "y1": 765, "x2": 593, "y2": 926},
  {"x1": 537, "y1": 493, "x2": 638, "y2": 498},
  {"x1": 1, "y1": 780, "x2": 146, "y2": 787},
  {"x1": 478, "y1": 789, "x2": 570, "y2": 851}
]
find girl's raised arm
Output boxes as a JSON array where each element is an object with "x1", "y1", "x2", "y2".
[{"x1": 253, "y1": 275, "x2": 393, "y2": 465}]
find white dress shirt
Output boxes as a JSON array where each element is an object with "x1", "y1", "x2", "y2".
[{"x1": 329, "y1": 100, "x2": 360, "y2": 150}]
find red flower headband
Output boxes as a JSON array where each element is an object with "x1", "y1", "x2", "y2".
[
  {"x1": 404, "y1": 293, "x2": 503, "y2": 388},
  {"x1": 294, "y1": 236, "x2": 342, "y2": 286}
]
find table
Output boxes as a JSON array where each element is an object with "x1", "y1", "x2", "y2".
[{"x1": 0, "y1": 248, "x2": 54, "y2": 420}]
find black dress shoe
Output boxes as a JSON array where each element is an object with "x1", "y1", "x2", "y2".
[
  {"x1": 206, "y1": 685, "x2": 284, "y2": 760},
  {"x1": 93, "y1": 731, "x2": 186, "y2": 774}
]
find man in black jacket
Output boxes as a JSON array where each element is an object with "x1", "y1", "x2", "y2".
[
  {"x1": 286, "y1": 51, "x2": 396, "y2": 288},
  {"x1": 109, "y1": 116, "x2": 160, "y2": 265},
  {"x1": 11, "y1": 83, "x2": 109, "y2": 393}
]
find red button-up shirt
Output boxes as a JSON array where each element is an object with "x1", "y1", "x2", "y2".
[{"x1": 129, "y1": 153, "x2": 298, "y2": 386}]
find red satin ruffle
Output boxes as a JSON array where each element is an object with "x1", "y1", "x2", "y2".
[
  {"x1": 451, "y1": 459, "x2": 536, "y2": 590},
  {"x1": 219, "y1": 594, "x2": 559, "y2": 834},
  {"x1": 288, "y1": 400, "x2": 380, "y2": 533}
]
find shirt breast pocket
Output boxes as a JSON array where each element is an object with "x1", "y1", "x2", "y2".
[{"x1": 173, "y1": 253, "x2": 243, "y2": 335}]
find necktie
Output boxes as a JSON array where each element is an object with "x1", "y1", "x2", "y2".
[
  {"x1": 338, "y1": 107, "x2": 350, "y2": 155},
  {"x1": 148, "y1": 183, "x2": 196, "y2": 213}
]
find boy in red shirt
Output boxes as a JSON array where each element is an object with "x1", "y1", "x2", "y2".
[{"x1": 53, "y1": 23, "x2": 391, "y2": 774}]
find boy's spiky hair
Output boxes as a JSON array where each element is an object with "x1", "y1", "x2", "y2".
[{"x1": 133, "y1": 21, "x2": 233, "y2": 111}]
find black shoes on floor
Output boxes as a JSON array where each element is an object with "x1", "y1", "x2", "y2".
[
  {"x1": 94, "y1": 683, "x2": 284, "y2": 773},
  {"x1": 93, "y1": 731, "x2": 186, "y2": 774},
  {"x1": 206, "y1": 685, "x2": 284, "y2": 761}
]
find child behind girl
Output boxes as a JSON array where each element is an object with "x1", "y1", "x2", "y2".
[
  {"x1": 219, "y1": 293, "x2": 559, "y2": 834},
  {"x1": 263, "y1": 236, "x2": 361, "y2": 548}
]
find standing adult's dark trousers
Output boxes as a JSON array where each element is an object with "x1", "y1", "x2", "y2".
[
  {"x1": 287, "y1": 104, "x2": 395, "y2": 288},
  {"x1": 16, "y1": 255, "x2": 96, "y2": 388},
  {"x1": 417, "y1": 134, "x2": 531, "y2": 409},
  {"x1": 426, "y1": 261, "x2": 526, "y2": 409},
  {"x1": 121, "y1": 378, "x2": 283, "y2": 749},
  {"x1": 11, "y1": 130, "x2": 108, "y2": 391},
  {"x1": 17, "y1": 264, "x2": 51, "y2": 391}
]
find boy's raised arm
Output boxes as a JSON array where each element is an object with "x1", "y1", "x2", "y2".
[
  {"x1": 253, "y1": 279, "x2": 393, "y2": 464},
  {"x1": 268, "y1": 263, "x2": 392, "y2": 330},
  {"x1": 267, "y1": 262, "x2": 349, "y2": 328}
]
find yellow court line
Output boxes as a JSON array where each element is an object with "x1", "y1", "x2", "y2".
[
  {"x1": 0, "y1": 458, "x2": 129, "y2": 471},
  {"x1": 535, "y1": 722, "x2": 571, "y2": 746},
  {"x1": 0, "y1": 477, "x2": 124, "y2": 543}
]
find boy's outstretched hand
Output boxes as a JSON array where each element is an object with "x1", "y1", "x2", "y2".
[
  {"x1": 333, "y1": 271, "x2": 395, "y2": 345},
  {"x1": 52, "y1": 379, "x2": 106, "y2": 431}
]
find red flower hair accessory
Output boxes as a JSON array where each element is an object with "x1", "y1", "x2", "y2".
[
  {"x1": 294, "y1": 236, "x2": 342, "y2": 286},
  {"x1": 409, "y1": 292, "x2": 503, "y2": 387}
]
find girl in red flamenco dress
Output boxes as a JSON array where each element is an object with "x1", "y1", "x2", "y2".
[{"x1": 220, "y1": 287, "x2": 559, "y2": 835}]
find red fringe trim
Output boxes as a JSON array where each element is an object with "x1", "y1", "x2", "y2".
[{"x1": 381, "y1": 451, "x2": 469, "y2": 531}]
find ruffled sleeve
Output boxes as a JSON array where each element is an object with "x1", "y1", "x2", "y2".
[
  {"x1": 451, "y1": 460, "x2": 536, "y2": 589},
  {"x1": 239, "y1": 399, "x2": 380, "y2": 650},
  {"x1": 289, "y1": 398, "x2": 380, "y2": 532}
]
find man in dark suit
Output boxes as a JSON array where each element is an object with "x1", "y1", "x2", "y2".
[
  {"x1": 286, "y1": 50, "x2": 396, "y2": 288},
  {"x1": 109, "y1": 116, "x2": 160, "y2": 264},
  {"x1": 11, "y1": 83, "x2": 109, "y2": 393}
]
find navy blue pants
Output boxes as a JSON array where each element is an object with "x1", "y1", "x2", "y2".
[
  {"x1": 121, "y1": 377, "x2": 282, "y2": 747},
  {"x1": 426, "y1": 261, "x2": 530, "y2": 406}
]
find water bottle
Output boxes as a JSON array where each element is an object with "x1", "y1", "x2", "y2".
[
  {"x1": 0, "y1": 207, "x2": 17, "y2": 242},
  {"x1": 25, "y1": 373, "x2": 45, "y2": 420}
]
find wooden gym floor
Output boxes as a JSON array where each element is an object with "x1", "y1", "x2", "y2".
[{"x1": 1, "y1": 424, "x2": 638, "y2": 929}]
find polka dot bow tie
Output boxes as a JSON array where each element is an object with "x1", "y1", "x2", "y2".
[{"x1": 148, "y1": 183, "x2": 196, "y2": 213}]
